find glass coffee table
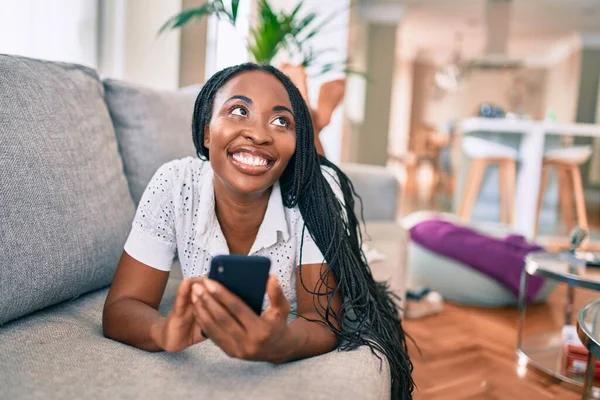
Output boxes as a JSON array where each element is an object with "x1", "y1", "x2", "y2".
[
  {"x1": 517, "y1": 250, "x2": 600, "y2": 392},
  {"x1": 578, "y1": 299, "x2": 600, "y2": 399}
]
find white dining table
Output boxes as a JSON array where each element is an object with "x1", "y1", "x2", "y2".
[{"x1": 460, "y1": 117, "x2": 600, "y2": 239}]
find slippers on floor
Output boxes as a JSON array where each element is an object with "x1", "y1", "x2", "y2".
[{"x1": 405, "y1": 291, "x2": 444, "y2": 319}]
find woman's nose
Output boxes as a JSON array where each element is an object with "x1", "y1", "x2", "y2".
[{"x1": 241, "y1": 128, "x2": 273, "y2": 145}]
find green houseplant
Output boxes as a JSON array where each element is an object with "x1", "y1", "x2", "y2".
[
  {"x1": 159, "y1": 0, "x2": 349, "y2": 74},
  {"x1": 159, "y1": 0, "x2": 356, "y2": 155}
]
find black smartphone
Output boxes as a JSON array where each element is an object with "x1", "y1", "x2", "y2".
[{"x1": 208, "y1": 255, "x2": 271, "y2": 315}]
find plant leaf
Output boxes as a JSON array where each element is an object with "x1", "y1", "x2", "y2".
[
  {"x1": 212, "y1": 0, "x2": 235, "y2": 23},
  {"x1": 301, "y1": 47, "x2": 338, "y2": 67},
  {"x1": 158, "y1": 4, "x2": 216, "y2": 35},
  {"x1": 231, "y1": 0, "x2": 240, "y2": 22},
  {"x1": 248, "y1": 0, "x2": 291, "y2": 63}
]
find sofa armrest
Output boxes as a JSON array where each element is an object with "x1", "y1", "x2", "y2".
[{"x1": 340, "y1": 163, "x2": 399, "y2": 222}]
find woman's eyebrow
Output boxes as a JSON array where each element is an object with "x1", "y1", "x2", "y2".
[
  {"x1": 224, "y1": 95, "x2": 252, "y2": 105},
  {"x1": 273, "y1": 105, "x2": 293, "y2": 115}
]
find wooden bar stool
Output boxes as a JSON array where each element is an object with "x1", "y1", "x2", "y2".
[
  {"x1": 458, "y1": 137, "x2": 517, "y2": 224},
  {"x1": 534, "y1": 145, "x2": 593, "y2": 238}
]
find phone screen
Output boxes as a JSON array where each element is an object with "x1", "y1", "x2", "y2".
[{"x1": 209, "y1": 255, "x2": 271, "y2": 315}]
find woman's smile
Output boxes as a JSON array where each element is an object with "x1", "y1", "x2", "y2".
[{"x1": 228, "y1": 148, "x2": 275, "y2": 175}]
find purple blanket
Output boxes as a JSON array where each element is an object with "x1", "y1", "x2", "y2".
[{"x1": 409, "y1": 219, "x2": 545, "y2": 303}]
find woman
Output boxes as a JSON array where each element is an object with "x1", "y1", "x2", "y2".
[{"x1": 102, "y1": 63, "x2": 413, "y2": 399}]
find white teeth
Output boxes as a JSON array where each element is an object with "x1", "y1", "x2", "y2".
[{"x1": 232, "y1": 153, "x2": 269, "y2": 167}]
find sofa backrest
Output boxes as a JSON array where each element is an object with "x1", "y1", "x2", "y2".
[
  {"x1": 0, "y1": 55, "x2": 135, "y2": 325},
  {"x1": 103, "y1": 79, "x2": 199, "y2": 205}
]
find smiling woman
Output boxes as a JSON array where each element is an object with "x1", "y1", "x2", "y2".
[{"x1": 101, "y1": 63, "x2": 414, "y2": 400}]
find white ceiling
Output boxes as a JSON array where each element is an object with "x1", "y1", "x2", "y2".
[{"x1": 399, "y1": 0, "x2": 600, "y2": 64}]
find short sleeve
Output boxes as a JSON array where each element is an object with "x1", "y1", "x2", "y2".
[
  {"x1": 124, "y1": 162, "x2": 178, "y2": 271},
  {"x1": 296, "y1": 166, "x2": 346, "y2": 266}
]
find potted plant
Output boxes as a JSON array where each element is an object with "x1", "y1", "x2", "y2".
[{"x1": 159, "y1": 0, "x2": 356, "y2": 155}]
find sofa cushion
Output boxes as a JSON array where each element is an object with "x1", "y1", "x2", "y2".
[
  {"x1": 103, "y1": 79, "x2": 199, "y2": 205},
  {"x1": 0, "y1": 55, "x2": 135, "y2": 325},
  {"x1": 0, "y1": 271, "x2": 390, "y2": 400},
  {"x1": 340, "y1": 163, "x2": 398, "y2": 222}
]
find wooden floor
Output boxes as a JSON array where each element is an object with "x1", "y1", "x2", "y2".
[
  {"x1": 397, "y1": 163, "x2": 600, "y2": 398},
  {"x1": 404, "y1": 285, "x2": 599, "y2": 399}
]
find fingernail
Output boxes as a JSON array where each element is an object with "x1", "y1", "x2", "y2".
[
  {"x1": 192, "y1": 283, "x2": 204, "y2": 296},
  {"x1": 204, "y1": 279, "x2": 218, "y2": 294}
]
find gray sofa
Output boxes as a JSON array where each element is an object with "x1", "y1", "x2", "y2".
[{"x1": 0, "y1": 54, "x2": 405, "y2": 399}]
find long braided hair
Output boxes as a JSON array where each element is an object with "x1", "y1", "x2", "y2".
[{"x1": 191, "y1": 63, "x2": 414, "y2": 400}]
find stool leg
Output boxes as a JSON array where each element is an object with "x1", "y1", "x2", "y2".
[
  {"x1": 571, "y1": 164, "x2": 590, "y2": 233},
  {"x1": 499, "y1": 161, "x2": 508, "y2": 224},
  {"x1": 506, "y1": 159, "x2": 517, "y2": 226},
  {"x1": 459, "y1": 158, "x2": 487, "y2": 222},
  {"x1": 534, "y1": 164, "x2": 550, "y2": 238},
  {"x1": 558, "y1": 167, "x2": 575, "y2": 232}
]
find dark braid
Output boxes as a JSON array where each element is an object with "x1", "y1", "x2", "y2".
[{"x1": 192, "y1": 63, "x2": 414, "y2": 400}]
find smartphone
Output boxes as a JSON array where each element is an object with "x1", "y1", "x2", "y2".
[{"x1": 208, "y1": 255, "x2": 271, "y2": 315}]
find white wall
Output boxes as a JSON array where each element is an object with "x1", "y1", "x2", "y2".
[
  {"x1": 388, "y1": 58, "x2": 413, "y2": 156},
  {"x1": 99, "y1": 0, "x2": 182, "y2": 90},
  {"x1": 204, "y1": 1, "x2": 251, "y2": 80},
  {"x1": 0, "y1": 0, "x2": 98, "y2": 67},
  {"x1": 543, "y1": 50, "x2": 581, "y2": 123}
]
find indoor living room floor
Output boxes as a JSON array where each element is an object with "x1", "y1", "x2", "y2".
[
  {"x1": 400, "y1": 180, "x2": 600, "y2": 399},
  {"x1": 404, "y1": 284, "x2": 596, "y2": 400}
]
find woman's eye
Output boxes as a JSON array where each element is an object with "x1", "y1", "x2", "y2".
[
  {"x1": 231, "y1": 106, "x2": 247, "y2": 117},
  {"x1": 272, "y1": 116, "x2": 288, "y2": 127}
]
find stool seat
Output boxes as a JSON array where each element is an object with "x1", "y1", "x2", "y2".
[
  {"x1": 459, "y1": 137, "x2": 517, "y2": 224},
  {"x1": 545, "y1": 145, "x2": 593, "y2": 165},
  {"x1": 462, "y1": 136, "x2": 517, "y2": 159}
]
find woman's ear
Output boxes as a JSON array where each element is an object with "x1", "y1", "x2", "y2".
[{"x1": 203, "y1": 125, "x2": 210, "y2": 148}]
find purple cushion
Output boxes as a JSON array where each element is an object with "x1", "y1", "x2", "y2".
[{"x1": 409, "y1": 219, "x2": 544, "y2": 303}]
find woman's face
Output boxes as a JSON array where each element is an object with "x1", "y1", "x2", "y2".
[{"x1": 204, "y1": 70, "x2": 297, "y2": 197}]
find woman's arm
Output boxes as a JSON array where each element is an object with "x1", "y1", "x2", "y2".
[
  {"x1": 272, "y1": 262, "x2": 342, "y2": 363},
  {"x1": 103, "y1": 252, "x2": 206, "y2": 352},
  {"x1": 102, "y1": 251, "x2": 170, "y2": 351}
]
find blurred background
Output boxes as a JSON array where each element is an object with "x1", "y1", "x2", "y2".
[{"x1": 2, "y1": 0, "x2": 597, "y2": 247}]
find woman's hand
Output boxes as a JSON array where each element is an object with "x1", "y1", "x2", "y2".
[
  {"x1": 151, "y1": 278, "x2": 208, "y2": 352},
  {"x1": 190, "y1": 275, "x2": 294, "y2": 363}
]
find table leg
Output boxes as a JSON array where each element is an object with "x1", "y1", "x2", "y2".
[
  {"x1": 583, "y1": 353, "x2": 597, "y2": 400},
  {"x1": 565, "y1": 284, "x2": 576, "y2": 326},
  {"x1": 515, "y1": 125, "x2": 545, "y2": 239},
  {"x1": 517, "y1": 268, "x2": 530, "y2": 350}
]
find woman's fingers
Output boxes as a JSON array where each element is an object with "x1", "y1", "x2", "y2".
[
  {"x1": 263, "y1": 275, "x2": 290, "y2": 321},
  {"x1": 265, "y1": 275, "x2": 288, "y2": 310},
  {"x1": 192, "y1": 283, "x2": 245, "y2": 336},
  {"x1": 192, "y1": 290, "x2": 241, "y2": 356},
  {"x1": 201, "y1": 279, "x2": 259, "y2": 328},
  {"x1": 172, "y1": 278, "x2": 202, "y2": 317}
]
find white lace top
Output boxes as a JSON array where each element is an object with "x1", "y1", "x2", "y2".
[{"x1": 124, "y1": 157, "x2": 344, "y2": 313}]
